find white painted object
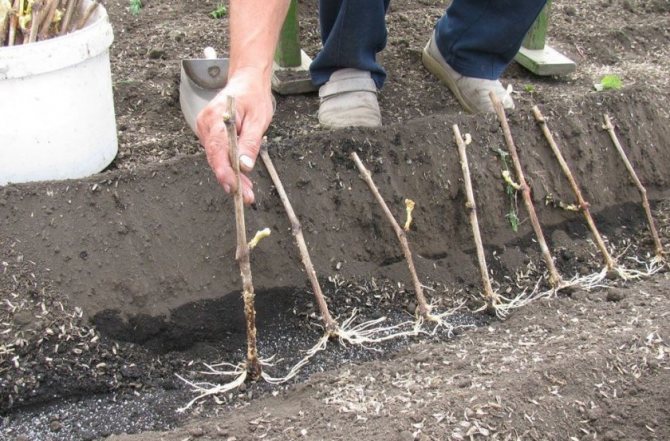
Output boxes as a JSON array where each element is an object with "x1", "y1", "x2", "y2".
[{"x1": 0, "y1": 0, "x2": 117, "y2": 185}]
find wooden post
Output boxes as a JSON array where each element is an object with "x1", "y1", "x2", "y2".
[
  {"x1": 522, "y1": 1, "x2": 551, "y2": 50},
  {"x1": 515, "y1": 0, "x2": 576, "y2": 76},
  {"x1": 271, "y1": 0, "x2": 317, "y2": 94},
  {"x1": 274, "y1": 0, "x2": 301, "y2": 68}
]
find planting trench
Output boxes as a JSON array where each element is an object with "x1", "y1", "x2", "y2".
[
  {"x1": 1, "y1": 85, "x2": 670, "y2": 439},
  {"x1": 3, "y1": 90, "x2": 670, "y2": 328}
]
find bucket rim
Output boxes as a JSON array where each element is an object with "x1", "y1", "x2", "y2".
[{"x1": 0, "y1": 0, "x2": 114, "y2": 80}]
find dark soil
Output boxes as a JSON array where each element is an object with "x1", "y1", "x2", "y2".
[
  {"x1": 108, "y1": 275, "x2": 670, "y2": 441},
  {"x1": 2, "y1": 0, "x2": 670, "y2": 440}
]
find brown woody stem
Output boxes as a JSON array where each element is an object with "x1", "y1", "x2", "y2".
[
  {"x1": 37, "y1": 0, "x2": 58, "y2": 40},
  {"x1": 603, "y1": 114, "x2": 665, "y2": 260},
  {"x1": 0, "y1": 3, "x2": 9, "y2": 46},
  {"x1": 75, "y1": 0, "x2": 98, "y2": 30},
  {"x1": 350, "y1": 152, "x2": 431, "y2": 318},
  {"x1": 453, "y1": 124, "x2": 499, "y2": 307},
  {"x1": 259, "y1": 148, "x2": 339, "y2": 335},
  {"x1": 490, "y1": 93, "x2": 562, "y2": 287},
  {"x1": 532, "y1": 105, "x2": 616, "y2": 270},
  {"x1": 7, "y1": 0, "x2": 19, "y2": 46},
  {"x1": 26, "y1": 0, "x2": 43, "y2": 43},
  {"x1": 59, "y1": 0, "x2": 77, "y2": 35},
  {"x1": 222, "y1": 96, "x2": 262, "y2": 380}
]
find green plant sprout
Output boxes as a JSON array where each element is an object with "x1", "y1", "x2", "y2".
[
  {"x1": 210, "y1": 4, "x2": 227, "y2": 19},
  {"x1": 129, "y1": 0, "x2": 142, "y2": 16},
  {"x1": 594, "y1": 74, "x2": 623, "y2": 91},
  {"x1": 493, "y1": 148, "x2": 520, "y2": 232},
  {"x1": 523, "y1": 84, "x2": 536, "y2": 93}
]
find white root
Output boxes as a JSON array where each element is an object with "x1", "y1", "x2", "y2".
[
  {"x1": 491, "y1": 278, "x2": 550, "y2": 319},
  {"x1": 177, "y1": 302, "x2": 474, "y2": 409},
  {"x1": 177, "y1": 243, "x2": 664, "y2": 410},
  {"x1": 415, "y1": 300, "x2": 471, "y2": 335},
  {"x1": 176, "y1": 320, "x2": 413, "y2": 408},
  {"x1": 176, "y1": 368, "x2": 247, "y2": 412}
]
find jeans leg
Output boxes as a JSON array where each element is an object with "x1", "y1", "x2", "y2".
[
  {"x1": 310, "y1": 0, "x2": 390, "y2": 88},
  {"x1": 434, "y1": 0, "x2": 547, "y2": 79}
]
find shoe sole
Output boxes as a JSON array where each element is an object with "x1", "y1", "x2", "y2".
[{"x1": 421, "y1": 45, "x2": 476, "y2": 114}]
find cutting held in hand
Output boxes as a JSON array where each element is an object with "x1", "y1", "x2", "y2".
[{"x1": 222, "y1": 95, "x2": 262, "y2": 380}]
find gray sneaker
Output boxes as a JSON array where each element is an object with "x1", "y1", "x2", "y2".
[
  {"x1": 421, "y1": 32, "x2": 514, "y2": 113},
  {"x1": 318, "y1": 68, "x2": 382, "y2": 129}
]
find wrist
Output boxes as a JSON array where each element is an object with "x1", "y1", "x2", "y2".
[{"x1": 228, "y1": 65, "x2": 273, "y2": 90}]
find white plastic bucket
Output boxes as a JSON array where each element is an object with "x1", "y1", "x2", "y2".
[{"x1": 0, "y1": 0, "x2": 117, "y2": 185}]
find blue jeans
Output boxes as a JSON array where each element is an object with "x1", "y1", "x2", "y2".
[{"x1": 310, "y1": 0, "x2": 547, "y2": 88}]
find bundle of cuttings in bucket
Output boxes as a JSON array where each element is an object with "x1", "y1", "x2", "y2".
[{"x1": 0, "y1": 0, "x2": 99, "y2": 46}]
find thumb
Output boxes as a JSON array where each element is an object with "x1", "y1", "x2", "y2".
[{"x1": 237, "y1": 123, "x2": 264, "y2": 173}]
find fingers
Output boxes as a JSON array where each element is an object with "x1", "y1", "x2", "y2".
[
  {"x1": 201, "y1": 117, "x2": 256, "y2": 205},
  {"x1": 204, "y1": 140, "x2": 255, "y2": 204},
  {"x1": 195, "y1": 75, "x2": 274, "y2": 204},
  {"x1": 234, "y1": 87, "x2": 273, "y2": 174},
  {"x1": 240, "y1": 173, "x2": 255, "y2": 204},
  {"x1": 201, "y1": 122, "x2": 234, "y2": 191},
  {"x1": 237, "y1": 108, "x2": 270, "y2": 174}
]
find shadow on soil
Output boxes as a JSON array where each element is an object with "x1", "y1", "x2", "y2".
[{"x1": 92, "y1": 287, "x2": 298, "y2": 352}]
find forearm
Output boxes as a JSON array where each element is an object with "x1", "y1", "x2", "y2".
[{"x1": 229, "y1": 0, "x2": 291, "y2": 86}]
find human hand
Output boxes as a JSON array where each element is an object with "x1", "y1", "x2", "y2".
[{"x1": 196, "y1": 68, "x2": 274, "y2": 204}]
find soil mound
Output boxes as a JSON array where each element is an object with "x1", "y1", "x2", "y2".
[{"x1": 1, "y1": 89, "x2": 669, "y2": 346}]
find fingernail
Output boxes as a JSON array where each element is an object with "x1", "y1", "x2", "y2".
[
  {"x1": 239, "y1": 155, "x2": 254, "y2": 170},
  {"x1": 244, "y1": 188, "x2": 254, "y2": 202},
  {"x1": 223, "y1": 184, "x2": 231, "y2": 193}
]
